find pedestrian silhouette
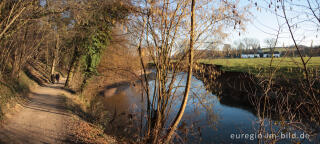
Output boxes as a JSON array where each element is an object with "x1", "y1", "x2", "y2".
[
  {"x1": 51, "y1": 74, "x2": 55, "y2": 84},
  {"x1": 55, "y1": 73, "x2": 60, "y2": 83}
]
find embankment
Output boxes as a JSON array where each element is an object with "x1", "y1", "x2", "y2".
[{"x1": 0, "y1": 69, "x2": 38, "y2": 121}]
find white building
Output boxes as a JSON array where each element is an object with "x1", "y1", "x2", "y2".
[
  {"x1": 274, "y1": 53, "x2": 280, "y2": 57},
  {"x1": 241, "y1": 54, "x2": 260, "y2": 58},
  {"x1": 241, "y1": 51, "x2": 281, "y2": 58},
  {"x1": 263, "y1": 52, "x2": 281, "y2": 58}
]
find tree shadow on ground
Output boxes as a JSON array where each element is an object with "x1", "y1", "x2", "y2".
[
  {"x1": 45, "y1": 85, "x2": 76, "y2": 94},
  {"x1": 23, "y1": 67, "x2": 48, "y2": 86}
]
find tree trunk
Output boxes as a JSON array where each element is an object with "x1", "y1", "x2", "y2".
[
  {"x1": 11, "y1": 49, "x2": 19, "y2": 78},
  {"x1": 65, "y1": 46, "x2": 78, "y2": 88},
  {"x1": 165, "y1": 0, "x2": 195, "y2": 143},
  {"x1": 65, "y1": 57, "x2": 76, "y2": 87},
  {"x1": 46, "y1": 41, "x2": 49, "y2": 70},
  {"x1": 50, "y1": 34, "x2": 60, "y2": 76},
  {"x1": 16, "y1": 46, "x2": 25, "y2": 79},
  {"x1": 50, "y1": 56, "x2": 56, "y2": 75}
]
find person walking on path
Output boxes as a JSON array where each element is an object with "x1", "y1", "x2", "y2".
[
  {"x1": 55, "y1": 73, "x2": 60, "y2": 83},
  {"x1": 51, "y1": 74, "x2": 56, "y2": 84}
]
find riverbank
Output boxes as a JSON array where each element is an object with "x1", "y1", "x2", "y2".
[
  {"x1": 62, "y1": 66, "x2": 147, "y2": 143},
  {"x1": 191, "y1": 62, "x2": 320, "y2": 134}
]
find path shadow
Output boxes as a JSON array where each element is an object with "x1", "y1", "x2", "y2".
[
  {"x1": 44, "y1": 85, "x2": 76, "y2": 94},
  {"x1": 24, "y1": 92, "x2": 71, "y2": 116}
]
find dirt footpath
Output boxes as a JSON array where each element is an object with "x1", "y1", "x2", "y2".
[{"x1": 0, "y1": 80, "x2": 75, "y2": 144}]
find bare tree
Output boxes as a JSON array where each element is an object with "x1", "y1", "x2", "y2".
[
  {"x1": 249, "y1": 1, "x2": 320, "y2": 143},
  {"x1": 280, "y1": 0, "x2": 320, "y2": 126},
  {"x1": 165, "y1": 0, "x2": 195, "y2": 142},
  {"x1": 223, "y1": 44, "x2": 231, "y2": 57},
  {"x1": 129, "y1": 0, "x2": 249, "y2": 143},
  {"x1": 242, "y1": 37, "x2": 260, "y2": 51}
]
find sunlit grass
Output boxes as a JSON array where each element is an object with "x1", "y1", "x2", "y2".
[{"x1": 198, "y1": 57, "x2": 320, "y2": 78}]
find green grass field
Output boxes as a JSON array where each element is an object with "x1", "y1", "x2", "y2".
[
  {"x1": 261, "y1": 47, "x2": 289, "y2": 53},
  {"x1": 198, "y1": 57, "x2": 320, "y2": 78}
]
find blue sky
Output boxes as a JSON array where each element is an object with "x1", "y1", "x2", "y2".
[{"x1": 226, "y1": 0, "x2": 320, "y2": 48}]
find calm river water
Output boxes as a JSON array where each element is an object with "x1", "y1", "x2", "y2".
[{"x1": 102, "y1": 72, "x2": 319, "y2": 143}]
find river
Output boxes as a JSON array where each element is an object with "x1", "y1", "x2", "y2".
[{"x1": 101, "y1": 72, "x2": 319, "y2": 143}]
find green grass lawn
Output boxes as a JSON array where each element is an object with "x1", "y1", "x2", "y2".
[
  {"x1": 198, "y1": 57, "x2": 320, "y2": 78},
  {"x1": 261, "y1": 47, "x2": 289, "y2": 53}
]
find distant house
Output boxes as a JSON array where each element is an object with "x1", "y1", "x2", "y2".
[
  {"x1": 263, "y1": 51, "x2": 280, "y2": 58},
  {"x1": 241, "y1": 54, "x2": 260, "y2": 58},
  {"x1": 241, "y1": 51, "x2": 280, "y2": 58}
]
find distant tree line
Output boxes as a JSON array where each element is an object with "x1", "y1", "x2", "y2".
[{"x1": 182, "y1": 36, "x2": 320, "y2": 59}]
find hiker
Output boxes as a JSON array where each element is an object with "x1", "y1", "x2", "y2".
[
  {"x1": 55, "y1": 73, "x2": 60, "y2": 83},
  {"x1": 51, "y1": 74, "x2": 55, "y2": 84}
]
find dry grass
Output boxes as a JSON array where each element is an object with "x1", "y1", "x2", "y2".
[
  {"x1": 66, "y1": 116, "x2": 117, "y2": 144},
  {"x1": 63, "y1": 91, "x2": 120, "y2": 144}
]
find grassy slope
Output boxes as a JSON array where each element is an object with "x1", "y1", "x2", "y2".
[
  {"x1": 0, "y1": 72, "x2": 37, "y2": 120},
  {"x1": 199, "y1": 57, "x2": 320, "y2": 78}
]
